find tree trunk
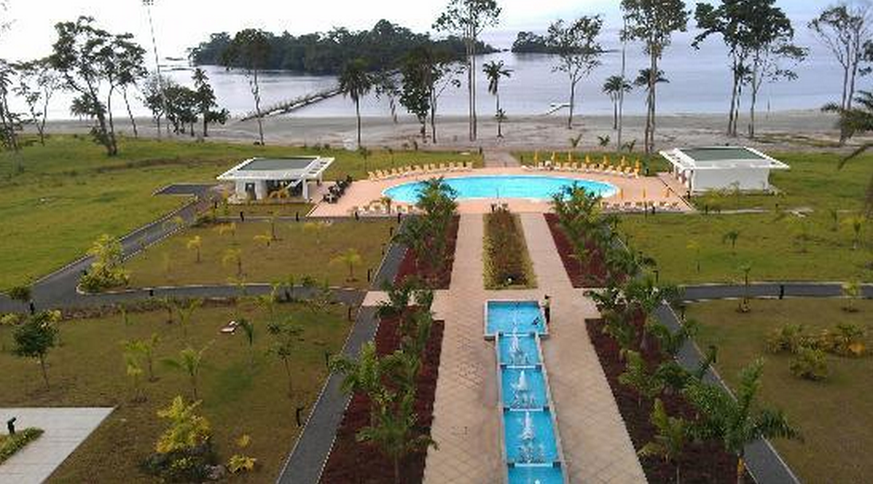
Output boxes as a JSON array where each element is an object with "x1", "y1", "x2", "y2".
[
  {"x1": 496, "y1": 92, "x2": 502, "y2": 138},
  {"x1": 203, "y1": 113, "x2": 209, "y2": 138},
  {"x1": 645, "y1": 53, "x2": 657, "y2": 155},
  {"x1": 122, "y1": 87, "x2": 138, "y2": 138},
  {"x1": 394, "y1": 456, "x2": 401, "y2": 484},
  {"x1": 466, "y1": 35, "x2": 474, "y2": 142},
  {"x1": 567, "y1": 79, "x2": 576, "y2": 129},
  {"x1": 617, "y1": 17, "x2": 627, "y2": 150},
  {"x1": 191, "y1": 374, "x2": 198, "y2": 401},
  {"x1": 39, "y1": 355, "x2": 50, "y2": 389},
  {"x1": 728, "y1": 57, "x2": 740, "y2": 137},
  {"x1": 613, "y1": 98, "x2": 618, "y2": 130},
  {"x1": 749, "y1": 73, "x2": 760, "y2": 139},
  {"x1": 253, "y1": 68, "x2": 265, "y2": 145},
  {"x1": 736, "y1": 456, "x2": 746, "y2": 484},
  {"x1": 355, "y1": 98, "x2": 362, "y2": 147}
]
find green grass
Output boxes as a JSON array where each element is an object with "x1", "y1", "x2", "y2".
[
  {"x1": 124, "y1": 219, "x2": 394, "y2": 289},
  {"x1": 511, "y1": 150, "x2": 671, "y2": 173},
  {"x1": 0, "y1": 135, "x2": 478, "y2": 290},
  {"x1": 691, "y1": 298, "x2": 873, "y2": 484},
  {"x1": 619, "y1": 212, "x2": 872, "y2": 283},
  {"x1": 0, "y1": 300, "x2": 350, "y2": 483}
]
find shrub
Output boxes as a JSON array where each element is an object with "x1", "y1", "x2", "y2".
[
  {"x1": 817, "y1": 323, "x2": 866, "y2": 357},
  {"x1": 79, "y1": 234, "x2": 130, "y2": 292},
  {"x1": 790, "y1": 347, "x2": 829, "y2": 381},
  {"x1": 0, "y1": 428, "x2": 44, "y2": 465},
  {"x1": 6, "y1": 285, "x2": 31, "y2": 302},
  {"x1": 0, "y1": 313, "x2": 22, "y2": 327},
  {"x1": 766, "y1": 324, "x2": 807, "y2": 354},
  {"x1": 145, "y1": 396, "x2": 215, "y2": 482},
  {"x1": 484, "y1": 208, "x2": 533, "y2": 288}
]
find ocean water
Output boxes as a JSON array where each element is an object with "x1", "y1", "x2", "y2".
[{"x1": 27, "y1": 29, "x2": 864, "y2": 120}]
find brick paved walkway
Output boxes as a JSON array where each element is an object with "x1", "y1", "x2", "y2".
[{"x1": 422, "y1": 213, "x2": 646, "y2": 483}]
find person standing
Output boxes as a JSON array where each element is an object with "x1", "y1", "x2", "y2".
[{"x1": 542, "y1": 295, "x2": 551, "y2": 325}]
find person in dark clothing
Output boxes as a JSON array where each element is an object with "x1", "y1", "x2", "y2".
[
  {"x1": 239, "y1": 211, "x2": 245, "y2": 222},
  {"x1": 542, "y1": 295, "x2": 551, "y2": 325}
]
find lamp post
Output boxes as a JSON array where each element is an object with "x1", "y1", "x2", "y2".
[{"x1": 142, "y1": 0, "x2": 170, "y2": 138}]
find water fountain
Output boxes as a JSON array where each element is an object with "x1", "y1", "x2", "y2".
[
  {"x1": 508, "y1": 333, "x2": 529, "y2": 365},
  {"x1": 516, "y1": 411, "x2": 546, "y2": 464},
  {"x1": 510, "y1": 370, "x2": 537, "y2": 409}
]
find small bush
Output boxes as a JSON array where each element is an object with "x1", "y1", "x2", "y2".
[
  {"x1": 484, "y1": 208, "x2": 534, "y2": 288},
  {"x1": 817, "y1": 323, "x2": 867, "y2": 357},
  {"x1": 191, "y1": 213, "x2": 217, "y2": 228},
  {"x1": 0, "y1": 428, "x2": 44, "y2": 465},
  {"x1": 766, "y1": 324, "x2": 807, "y2": 354},
  {"x1": 0, "y1": 313, "x2": 23, "y2": 327},
  {"x1": 790, "y1": 347, "x2": 829, "y2": 381},
  {"x1": 6, "y1": 285, "x2": 31, "y2": 302}
]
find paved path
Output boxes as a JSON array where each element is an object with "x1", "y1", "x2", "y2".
[
  {"x1": 0, "y1": 407, "x2": 113, "y2": 484},
  {"x1": 422, "y1": 213, "x2": 646, "y2": 483},
  {"x1": 483, "y1": 150, "x2": 520, "y2": 168}
]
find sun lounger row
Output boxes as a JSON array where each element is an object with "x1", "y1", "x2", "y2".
[
  {"x1": 348, "y1": 201, "x2": 422, "y2": 217},
  {"x1": 367, "y1": 161, "x2": 473, "y2": 181},
  {"x1": 601, "y1": 200, "x2": 682, "y2": 212},
  {"x1": 523, "y1": 162, "x2": 640, "y2": 178}
]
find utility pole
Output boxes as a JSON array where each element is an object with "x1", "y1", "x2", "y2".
[{"x1": 143, "y1": 0, "x2": 170, "y2": 138}]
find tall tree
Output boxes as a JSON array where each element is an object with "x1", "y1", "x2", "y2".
[
  {"x1": 400, "y1": 46, "x2": 460, "y2": 143},
  {"x1": 0, "y1": 59, "x2": 20, "y2": 152},
  {"x1": 810, "y1": 3, "x2": 873, "y2": 143},
  {"x1": 111, "y1": 34, "x2": 147, "y2": 138},
  {"x1": 191, "y1": 68, "x2": 228, "y2": 137},
  {"x1": 14, "y1": 59, "x2": 61, "y2": 146},
  {"x1": 621, "y1": 0, "x2": 689, "y2": 155},
  {"x1": 547, "y1": 16, "x2": 604, "y2": 130},
  {"x1": 747, "y1": 37, "x2": 806, "y2": 139},
  {"x1": 603, "y1": 75, "x2": 633, "y2": 130},
  {"x1": 482, "y1": 60, "x2": 512, "y2": 137},
  {"x1": 339, "y1": 58, "x2": 374, "y2": 147},
  {"x1": 434, "y1": 0, "x2": 501, "y2": 141},
  {"x1": 223, "y1": 28, "x2": 271, "y2": 145},
  {"x1": 823, "y1": 89, "x2": 873, "y2": 216}
]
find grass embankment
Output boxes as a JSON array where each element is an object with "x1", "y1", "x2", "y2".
[
  {"x1": 0, "y1": 135, "x2": 479, "y2": 290},
  {"x1": 619, "y1": 212, "x2": 871, "y2": 283},
  {"x1": 512, "y1": 150, "x2": 671, "y2": 173},
  {"x1": 483, "y1": 210, "x2": 536, "y2": 289},
  {"x1": 125, "y1": 219, "x2": 394, "y2": 290},
  {"x1": 0, "y1": 427, "x2": 44, "y2": 465},
  {"x1": 691, "y1": 298, "x2": 873, "y2": 484},
  {"x1": 0, "y1": 300, "x2": 350, "y2": 483}
]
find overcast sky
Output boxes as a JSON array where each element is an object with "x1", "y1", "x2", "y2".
[{"x1": 0, "y1": 0, "x2": 826, "y2": 63}]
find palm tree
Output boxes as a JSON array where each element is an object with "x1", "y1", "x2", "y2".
[
  {"x1": 634, "y1": 68, "x2": 669, "y2": 92},
  {"x1": 684, "y1": 359, "x2": 801, "y2": 484},
  {"x1": 603, "y1": 75, "x2": 633, "y2": 130},
  {"x1": 638, "y1": 398, "x2": 688, "y2": 483},
  {"x1": 482, "y1": 60, "x2": 512, "y2": 138},
  {"x1": 339, "y1": 58, "x2": 373, "y2": 147},
  {"x1": 738, "y1": 263, "x2": 752, "y2": 313},
  {"x1": 356, "y1": 390, "x2": 437, "y2": 484},
  {"x1": 843, "y1": 215, "x2": 865, "y2": 249},
  {"x1": 823, "y1": 90, "x2": 873, "y2": 216},
  {"x1": 163, "y1": 343, "x2": 210, "y2": 401},
  {"x1": 722, "y1": 229, "x2": 740, "y2": 253},
  {"x1": 267, "y1": 319, "x2": 303, "y2": 398},
  {"x1": 223, "y1": 248, "x2": 243, "y2": 277},
  {"x1": 238, "y1": 319, "x2": 256, "y2": 369},
  {"x1": 331, "y1": 342, "x2": 386, "y2": 423},
  {"x1": 331, "y1": 248, "x2": 363, "y2": 282},
  {"x1": 186, "y1": 235, "x2": 202, "y2": 263}
]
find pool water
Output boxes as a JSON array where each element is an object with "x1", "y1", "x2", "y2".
[
  {"x1": 501, "y1": 367, "x2": 548, "y2": 409},
  {"x1": 507, "y1": 465, "x2": 566, "y2": 484},
  {"x1": 487, "y1": 301, "x2": 545, "y2": 337},
  {"x1": 497, "y1": 333, "x2": 541, "y2": 365},
  {"x1": 383, "y1": 175, "x2": 617, "y2": 204},
  {"x1": 503, "y1": 409, "x2": 560, "y2": 464}
]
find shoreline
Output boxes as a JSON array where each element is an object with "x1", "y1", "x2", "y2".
[{"x1": 39, "y1": 110, "x2": 862, "y2": 152}]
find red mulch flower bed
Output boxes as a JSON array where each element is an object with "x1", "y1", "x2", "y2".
[
  {"x1": 585, "y1": 317, "x2": 751, "y2": 483},
  {"x1": 320, "y1": 315, "x2": 445, "y2": 484},
  {"x1": 394, "y1": 215, "x2": 460, "y2": 289},
  {"x1": 544, "y1": 213, "x2": 608, "y2": 287}
]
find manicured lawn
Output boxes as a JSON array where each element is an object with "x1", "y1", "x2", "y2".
[
  {"x1": 0, "y1": 135, "x2": 476, "y2": 290},
  {"x1": 125, "y1": 219, "x2": 395, "y2": 289},
  {"x1": 691, "y1": 298, "x2": 873, "y2": 484},
  {"x1": 619, "y1": 212, "x2": 872, "y2": 283},
  {"x1": 0, "y1": 300, "x2": 351, "y2": 483}
]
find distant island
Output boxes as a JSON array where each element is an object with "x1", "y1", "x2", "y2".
[
  {"x1": 510, "y1": 31, "x2": 557, "y2": 54},
  {"x1": 188, "y1": 19, "x2": 498, "y2": 75}
]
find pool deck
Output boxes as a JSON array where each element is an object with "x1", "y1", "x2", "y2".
[
  {"x1": 419, "y1": 213, "x2": 646, "y2": 484},
  {"x1": 310, "y1": 167, "x2": 691, "y2": 217}
]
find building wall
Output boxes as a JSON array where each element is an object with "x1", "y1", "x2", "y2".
[{"x1": 691, "y1": 168, "x2": 771, "y2": 193}]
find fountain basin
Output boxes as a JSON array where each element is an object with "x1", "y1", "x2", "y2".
[
  {"x1": 497, "y1": 333, "x2": 542, "y2": 366},
  {"x1": 501, "y1": 367, "x2": 548, "y2": 409},
  {"x1": 486, "y1": 300, "x2": 547, "y2": 339},
  {"x1": 507, "y1": 465, "x2": 566, "y2": 484},
  {"x1": 502, "y1": 409, "x2": 560, "y2": 464}
]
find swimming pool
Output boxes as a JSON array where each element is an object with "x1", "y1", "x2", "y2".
[{"x1": 383, "y1": 175, "x2": 617, "y2": 204}]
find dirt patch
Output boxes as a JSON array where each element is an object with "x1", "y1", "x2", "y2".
[{"x1": 320, "y1": 315, "x2": 444, "y2": 484}]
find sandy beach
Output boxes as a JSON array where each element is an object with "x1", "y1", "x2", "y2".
[{"x1": 42, "y1": 109, "x2": 864, "y2": 152}]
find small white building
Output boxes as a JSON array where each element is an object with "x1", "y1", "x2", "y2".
[
  {"x1": 217, "y1": 156, "x2": 334, "y2": 201},
  {"x1": 660, "y1": 146, "x2": 789, "y2": 194}
]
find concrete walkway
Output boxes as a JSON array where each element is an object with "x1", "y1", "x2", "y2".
[
  {"x1": 0, "y1": 407, "x2": 113, "y2": 484},
  {"x1": 422, "y1": 213, "x2": 646, "y2": 483},
  {"x1": 483, "y1": 150, "x2": 520, "y2": 168}
]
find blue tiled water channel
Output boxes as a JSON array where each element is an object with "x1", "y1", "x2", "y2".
[{"x1": 487, "y1": 300, "x2": 568, "y2": 484}]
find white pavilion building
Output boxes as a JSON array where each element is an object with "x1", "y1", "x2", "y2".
[
  {"x1": 217, "y1": 156, "x2": 334, "y2": 201},
  {"x1": 659, "y1": 146, "x2": 789, "y2": 194}
]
